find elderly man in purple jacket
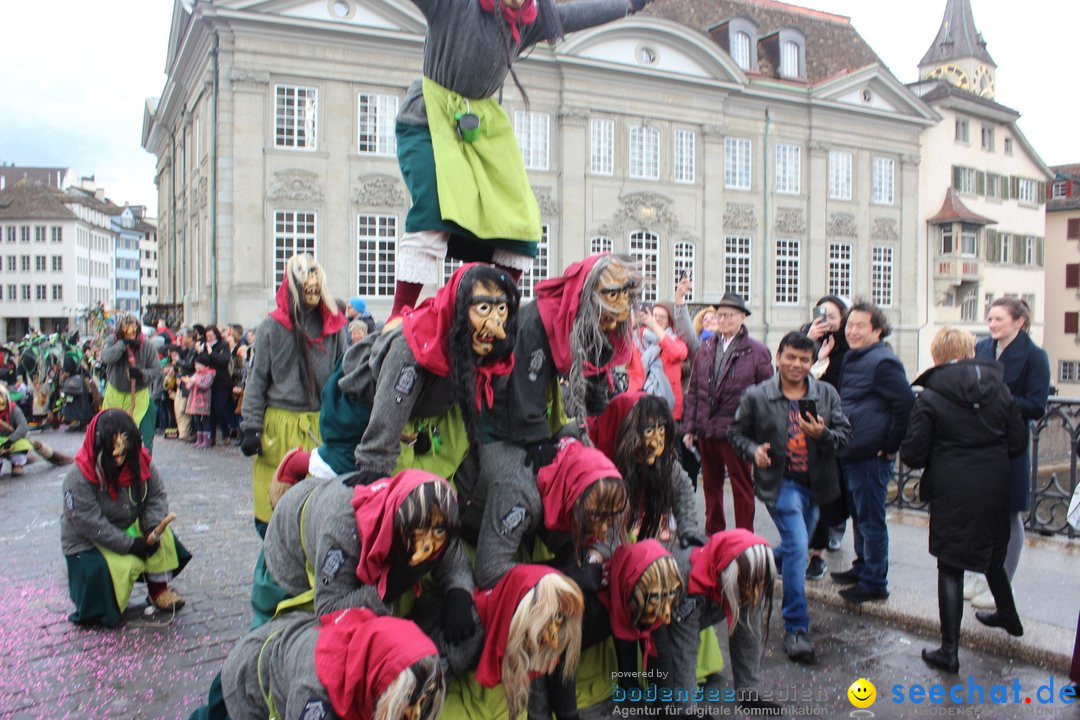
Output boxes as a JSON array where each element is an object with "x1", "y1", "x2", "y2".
[{"x1": 682, "y1": 293, "x2": 773, "y2": 533}]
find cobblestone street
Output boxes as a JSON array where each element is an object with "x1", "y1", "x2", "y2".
[{"x1": 0, "y1": 430, "x2": 1075, "y2": 719}]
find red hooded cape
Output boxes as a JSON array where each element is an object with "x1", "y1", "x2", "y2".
[
  {"x1": 268, "y1": 274, "x2": 346, "y2": 343},
  {"x1": 599, "y1": 539, "x2": 672, "y2": 667},
  {"x1": 315, "y1": 607, "x2": 438, "y2": 720},
  {"x1": 473, "y1": 564, "x2": 559, "y2": 689},
  {"x1": 535, "y1": 253, "x2": 631, "y2": 377},
  {"x1": 351, "y1": 469, "x2": 452, "y2": 600},
  {"x1": 536, "y1": 438, "x2": 620, "y2": 534},
  {"x1": 587, "y1": 391, "x2": 646, "y2": 462},
  {"x1": 75, "y1": 411, "x2": 153, "y2": 501},
  {"x1": 688, "y1": 529, "x2": 771, "y2": 628},
  {"x1": 401, "y1": 263, "x2": 514, "y2": 411}
]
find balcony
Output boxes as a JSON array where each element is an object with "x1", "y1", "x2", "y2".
[{"x1": 934, "y1": 256, "x2": 980, "y2": 291}]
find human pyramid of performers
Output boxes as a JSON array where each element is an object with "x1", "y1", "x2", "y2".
[{"x1": 57, "y1": 0, "x2": 786, "y2": 717}]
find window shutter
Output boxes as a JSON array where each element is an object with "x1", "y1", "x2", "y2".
[
  {"x1": 1066, "y1": 264, "x2": 1080, "y2": 289},
  {"x1": 1010, "y1": 176, "x2": 1019, "y2": 199},
  {"x1": 952, "y1": 165, "x2": 962, "y2": 189},
  {"x1": 985, "y1": 229, "x2": 999, "y2": 261},
  {"x1": 1038, "y1": 181, "x2": 1047, "y2": 204},
  {"x1": 976, "y1": 171, "x2": 986, "y2": 195},
  {"x1": 1066, "y1": 312, "x2": 1079, "y2": 335},
  {"x1": 1037, "y1": 237, "x2": 1045, "y2": 266},
  {"x1": 1068, "y1": 218, "x2": 1080, "y2": 240}
]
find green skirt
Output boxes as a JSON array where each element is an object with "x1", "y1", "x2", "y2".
[
  {"x1": 102, "y1": 385, "x2": 156, "y2": 453},
  {"x1": 66, "y1": 530, "x2": 191, "y2": 627},
  {"x1": 252, "y1": 406, "x2": 322, "y2": 525}
]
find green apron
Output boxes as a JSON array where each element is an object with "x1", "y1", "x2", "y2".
[
  {"x1": 97, "y1": 522, "x2": 184, "y2": 612},
  {"x1": 421, "y1": 76, "x2": 542, "y2": 244},
  {"x1": 253, "y1": 406, "x2": 322, "y2": 525},
  {"x1": 103, "y1": 385, "x2": 155, "y2": 451}
]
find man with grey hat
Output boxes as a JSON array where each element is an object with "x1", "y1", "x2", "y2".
[{"x1": 682, "y1": 292, "x2": 773, "y2": 533}]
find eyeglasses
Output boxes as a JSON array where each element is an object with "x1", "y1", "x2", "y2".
[{"x1": 716, "y1": 311, "x2": 740, "y2": 319}]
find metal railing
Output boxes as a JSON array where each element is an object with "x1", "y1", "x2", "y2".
[{"x1": 888, "y1": 397, "x2": 1079, "y2": 538}]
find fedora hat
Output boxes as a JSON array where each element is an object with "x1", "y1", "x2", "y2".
[{"x1": 716, "y1": 292, "x2": 751, "y2": 317}]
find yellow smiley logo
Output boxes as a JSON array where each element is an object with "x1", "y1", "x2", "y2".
[{"x1": 847, "y1": 678, "x2": 876, "y2": 709}]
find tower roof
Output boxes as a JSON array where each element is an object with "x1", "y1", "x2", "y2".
[{"x1": 918, "y1": 0, "x2": 995, "y2": 69}]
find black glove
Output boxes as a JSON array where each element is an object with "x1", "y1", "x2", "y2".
[
  {"x1": 679, "y1": 531, "x2": 708, "y2": 549},
  {"x1": 583, "y1": 379, "x2": 611, "y2": 416},
  {"x1": 412, "y1": 432, "x2": 432, "y2": 455},
  {"x1": 123, "y1": 338, "x2": 138, "y2": 348},
  {"x1": 627, "y1": 0, "x2": 650, "y2": 13},
  {"x1": 129, "y1": 537, "x2": 155, "y2": 559},
  {"x1": 562, "y1": 562, "x2": 604, "y2": 594},
  {"x1": 441, "y1": 587, "x2": 478, "y2": 644},
  {"x1": 342, "y1": 469, "x2": 384, "y2": 488},
  {"x1": 0, "y1": 440, "x2": 12, "y2": 450},
  {"x1": 524, "y1": 440, "x2": 558, "y2": 472},
  {"x1": 240, "y1": 429, "x2": 262, "y2": 457},
  {"x1": 127, "y1": 366, "x2": 143, "y2": 382}
]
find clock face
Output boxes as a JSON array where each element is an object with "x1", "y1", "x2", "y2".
[
  {"x1": 972, "y1": 64, "x2": 995, "y2": 98},
  {"x1": 928, "y1": 64, "x2": 970, "y2": 91}
]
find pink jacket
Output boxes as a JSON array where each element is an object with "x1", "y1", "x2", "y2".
[{"x1": 186, "y1": 367, "x2": 215, "y2": 416}]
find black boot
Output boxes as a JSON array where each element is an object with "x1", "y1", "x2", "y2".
[
  {"x1": 922, "y1": 567, "x2": 961, "y2": 674},
  {"x1": 977, "y1": 565, "x2": 1024, "y2": 637}
]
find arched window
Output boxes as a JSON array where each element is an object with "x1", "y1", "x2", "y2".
[{"x1": 629, "y1": 230, "x2": 659, "y2": 303}]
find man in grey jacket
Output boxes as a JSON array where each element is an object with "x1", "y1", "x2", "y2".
[{"x1": 727, "y1": 332, "x2": 851, "y2": 662}]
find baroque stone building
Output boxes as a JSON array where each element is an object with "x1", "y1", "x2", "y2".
[{"x1": 143, "y1": 0, "x2": 937, "y2": 364}]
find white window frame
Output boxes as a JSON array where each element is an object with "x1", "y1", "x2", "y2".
[
  {"x1": 871, "y1": 245, "x2": 894, "y2": 307},
  {"x1": 273, "y1": 210, "x2": 317, "y2": 286},
  {"x1": 274, "y1": 84, "x2": 318, "y2": 150},
  {"x1": 52, "y1": 284, "x2": 62, "y2": 301},
  {"x1": 1018, "y1": 179, "x2": 1037, "y2": 204},
  {"x1": 1060, "y1": 360, "x2": 1080, "y2": 384},
  {"x1": 780, "y1": 41, "x2": 800, "y2": 78},
  {"x1": 960, "y1": 224, "x2": 978, "y2": 257},
  {"x1": 724, "y1": 137, "x2": 751, "y2": 190},
  {"x1": 960, "y1": 290, "x2": 979, "y2": 322},
  {"x1": 999, "y1": 234, "x2": 1011, "y2": 264},
  {"x1": 955, "y1": 118, "x2": 969, "y2": 143},
  {"x1": 872, "y1": 157, "x2": 895, "y2": 205},
  {"x1": 673, "y1": 128, "x2": 695, "y2": 184},
  {"x1": 630, "y1": 230, "x2": 659, "y2": 303},
  {"x1": 1052, "y1": 181, "x2": 1068, "y2": 199},
  {"x1": 518, "y1": 224, "x2": 550, "y2": 300},
  {"x1": 515, "y1": 111, "x2": 550, "y2": 171},
  {"x1": 673, "y1": 242, "x2": 695, "y2": 302},
  {"x1": 1025, "y1": 236, "x2": 1036, "y2": 265},
  {"x1": 981, "y1": 125, "x2": 995, "y2": 151},
  {"x1": 775, "y1": 143, "x2": 800, "y2": 194},
  {"x1": 774, "y1": 239, "x2": 800, "y2": 304},
  {"x1": 357, "y1": 93, "x2": 398, "y2": 155},
  {"x1": 827, "y1": 241, "x2": 852, "y2": 299},
  {"x1": 732, "y1": 32, "x2": 751, "y2": 70},
  {"x1": 724, "y1": 235, "x2": 752, "y2": 298},
  {"x1": 628, "y1": 125, "x2": 660, "y2": 180},
  {"x1": 356, "y1": 214, "x2": 397, "y2": 297},
  {"x1": 959, "y1": 167, "x2": 978, "y2": 194},
  {"x1": 590, "y1": 118, "x2": 614, "y2": 176},
  {"x1": 828, "y1": 151, "x2": 852, "y2": 200},
  {"x1": 1004, "y1": 138, "x2": 1013, "y2": 154},
  {"x1": 589, "y1": 236, "x2": 613, "y2": 255}
]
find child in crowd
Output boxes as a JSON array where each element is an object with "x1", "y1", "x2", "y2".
[{"x1": 183, "y1": 359, "x2": 215, "y2": 448}]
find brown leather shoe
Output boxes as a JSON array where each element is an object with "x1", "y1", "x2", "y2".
[
  {"x1": 150, "y1": 587, "x2": 186, "y2": 611},
  {"x1": 11, "y1": 465, "x2": 24, "y2": 476}
]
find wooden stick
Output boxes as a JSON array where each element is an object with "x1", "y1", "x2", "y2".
[{"x1": 146, "y1": 512, "x2": 177, "y2": 544}]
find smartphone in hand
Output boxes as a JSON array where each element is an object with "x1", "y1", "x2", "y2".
[{"x1": 797, "y1": 399, "x2": 818, "y2": 421}]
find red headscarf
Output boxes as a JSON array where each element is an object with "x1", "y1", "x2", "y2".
[
  {"x1": 599, "y1": 539, "x2": 672, "y2": 666},
  {"x1": 402, "y1": 263, "x2": 515, "y2": 411},
  {"x1": 473, "y1": 564, "x2": 559, "y2": 688},
  {"x1": 587, "y1": 391, "x2": 646, "y2": 462},
  {"x1": 74, "y1": 411, "x2": 153, "y2": 501},
  {"x1": 535, "y1": 253, "x2": 632, "y2": 378},
  {"x1": 478, "y1": 0, "x2": 537, "y2": 45},
  {"x1": 351, "y1": 469, "x2": 453, "y2": 600},
  {"x1": 315, "y1": 607, "x2": 438, "y2": 720},
  {"x1": 269, "y1": 273, "x2": 346, "y2": 343},
  {"x1": 536, "y1": 438, "x2": 620, "y2": 534},
  {"x1": 689, "y1": 529, "x2": 771, "y2": 628}
]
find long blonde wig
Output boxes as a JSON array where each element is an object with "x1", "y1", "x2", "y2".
[{"x1": 502, "y1": 573, "x2": 584, "y2": 719}]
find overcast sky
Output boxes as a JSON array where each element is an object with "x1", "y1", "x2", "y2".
[{"x1": 0, "y1": 0, "x2": 1075, "y2": 217}]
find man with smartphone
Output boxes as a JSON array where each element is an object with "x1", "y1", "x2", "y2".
[{"x1": 728, "y1": 332, "x2": 851, "y2": 662}]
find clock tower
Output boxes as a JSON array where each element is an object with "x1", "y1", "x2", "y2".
[{"x1": 917, "y1": 0, "x2": 996, "y2": 99}]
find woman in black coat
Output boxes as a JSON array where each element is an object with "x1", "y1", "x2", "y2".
[
  {"x1": 901, "y1": 328, "x2": 1028, "y2": 674},
  {"x1": 194, "y1": 325, "x2": 234, "y2": 447},
  {"x1": 973, "y1": 297, "x2": 1050, "y2": 595}
]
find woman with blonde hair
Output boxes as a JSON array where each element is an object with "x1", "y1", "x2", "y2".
[{"x1": 901, "y1": 327, "x2": 1028, "y2": 673}]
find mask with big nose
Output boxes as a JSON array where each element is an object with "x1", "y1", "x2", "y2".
[
  {"x1": 302, "y1": 271, "x2": 321, "y2": 309},
  {"x1": 596, "y1": 263, "x2": 635, "y2": 333},
  {"x1": 409, "y1": 505, "x2": 448, "y2": 566},
  {"x1": 467, "y1": 281, "x2": 509, "y2": 357},
  {"x1": 639, "y1": 421, "x2": 665, "y2": 466},
  {"x1": 629, "y1": 556, "x2": 682, "y2": 628}
]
